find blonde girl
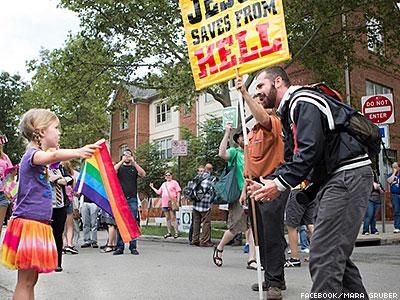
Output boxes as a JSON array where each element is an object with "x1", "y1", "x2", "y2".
[{"x1": 1, "y1": 109, "x2": 98, "y2": 300}]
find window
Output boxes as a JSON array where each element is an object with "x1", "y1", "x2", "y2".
[
  {"x1": 157, "y1": 137, "x2": 172, "y2": 159},
  {"x1": 119, "y1": 144, "x2": 129, "y2": 159},
  {"x1": 156, "y1": 102, "x2": 171, "y2": 124},
  {"x1": 365, "y1": 80, "x2": 392, "y2": 96},
  {"x1": 366, "y1": 17, "x2": 384, "y2": 55},
  {"x1": 119, "y1": 108, "x2": 129, "y2": 130}
]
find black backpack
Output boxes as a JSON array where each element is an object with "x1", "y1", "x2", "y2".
[{"x1": 288, "y1": 84, "x2": 381, "y2": 158}]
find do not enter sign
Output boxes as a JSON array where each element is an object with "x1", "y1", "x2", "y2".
[{"x1": 361, "y1": 94, "x2": 394, "y2": 125}]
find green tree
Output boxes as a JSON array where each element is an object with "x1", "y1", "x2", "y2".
[
  {"x1": 284, "y1": 0, "x2": 400, "y2": 90},
  {"x1": 60, "y1": 0, "x2": 234, "y2": 108},
  {"x1": 135, "y1": 142, "x2": 169, "y2": 200},
  {"x1": 176, "y1": 117, "x2": 226, "y2": 188},
  {"x1": 20, "y1": 34, "x2": 121, "y2": 148},
  {"x1": 0, "y1": 72, "x2": 28, "y2": 163},
  {"x1": 60, "y1": 0, "x2": 400, "y2": 107}
]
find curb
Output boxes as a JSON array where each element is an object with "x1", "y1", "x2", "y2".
[{"x1": 138, "y1": 235, "x2": 221, "y2": 246}]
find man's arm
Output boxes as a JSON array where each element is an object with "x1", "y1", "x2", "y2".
[
  {"x1": 236, "y1": 77, "x2": 271, "y2": 130},
  {"x1": 387, "y1": 169, "x2": 397, "y2": 184},
  {"x1": 251, "y1": 102, "x2": 326, "y2": 202},
  {"x1": 273, "y1": 102, "x2": 325, "y2": 191},
  {"x1": 133, "y1": 160, "x2": 146, "y2": 177},
  {"x1": 114, "y1": 159, "x2": 124, "y2": 172},
  {"x1": 219, "y1": 124, "x2": 232, "y2": 161}
]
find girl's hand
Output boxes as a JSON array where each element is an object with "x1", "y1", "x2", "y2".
[
  {"x1": 78, "y1": 144, "x2": 99, "y2": 159},
  {"x1": 149, "y1": 182, "x2": 154, "y2": 188}
]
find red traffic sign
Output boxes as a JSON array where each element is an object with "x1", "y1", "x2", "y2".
[{"x1": 361, "y1": 94, "x2": 394, "y2": 125}]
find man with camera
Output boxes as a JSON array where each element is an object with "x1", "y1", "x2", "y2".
[
  {"x1": 113, "y1": 149, "x2": 146, "y2": 255},
  {"x1": 247, "y1": 66, "x2": 373, "y2": 298}
]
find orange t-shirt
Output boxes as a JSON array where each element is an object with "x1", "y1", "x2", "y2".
[{"x1": 244, "y1": 115, "x2": 284, "y2": 178}]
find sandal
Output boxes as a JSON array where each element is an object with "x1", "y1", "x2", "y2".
[
  {"x1": 246, "y1": 260, "x2": 264, "y2": 271},
  {"x1": 102, "y1": 245, "x2": 115, "y2": 253},
  {"x1": 247, "y1": 260, "x2": 257, "y2": 270},
  {"x1": 213, "y1": 246, "x2": 223, "y2": 267},
  {"x1": 164, "y1": 233, "x2": 172, "y2": 239},
  {"x1": 173, "y1": 233, "x2": 179, "y2": 239}
]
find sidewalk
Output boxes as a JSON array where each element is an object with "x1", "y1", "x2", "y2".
[
  {"x1": 356, "y1": 222, "x2": 400, "y2": 246},
  {"x1": 137, "y1": 221, "x2": 400, "y2": 247}
]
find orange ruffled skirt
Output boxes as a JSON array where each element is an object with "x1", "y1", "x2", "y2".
[{"x1": 1, "y1": 218, "x2": 57, "y2": 273}]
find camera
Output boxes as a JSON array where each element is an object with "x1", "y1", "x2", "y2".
[{"x1": 295, "y1": 183, "x2": 320, "y2": 205}]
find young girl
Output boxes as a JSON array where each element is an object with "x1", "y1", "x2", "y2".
[{"x1": 1, "y1": 109, "x2": 98, "y2": 300}]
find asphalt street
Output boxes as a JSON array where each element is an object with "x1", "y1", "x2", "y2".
[{"x1": 0, "y1": 230, "x2": 399, "y2": 300}]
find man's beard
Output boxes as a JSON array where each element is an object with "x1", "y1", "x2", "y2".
[{"x1": 260, "y1": 86, "x2": 277, "y2": 109}]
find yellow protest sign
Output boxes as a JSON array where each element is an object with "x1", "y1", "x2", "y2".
[{"x1": 179, "y1": 0, "x2": 291, "y2": 90}]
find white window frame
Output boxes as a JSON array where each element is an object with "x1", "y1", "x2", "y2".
[
  {"x1": 155, "y1": 102, "x2": 171, "y2": 125},
  {"x1": 365, "y1": 80, "x2": 392, "y2": 96},
  {"x1": 157, "y1": 137, "x2": 172, "y2": 159},
  {"x1": 119, "y1": 108, "x2": 129, "y2": 130}
]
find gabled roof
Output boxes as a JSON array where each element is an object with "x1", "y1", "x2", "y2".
[
  {"x1": 109, "y1": 83, "x2": 160, "y2": 106},
  {"x1": 125, "y1": 84, "x2": 159, "y2": 101}
]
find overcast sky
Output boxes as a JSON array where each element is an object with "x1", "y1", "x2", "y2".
[{"x1": 0, "y1": 0, "x2": 80, "y2": 81}]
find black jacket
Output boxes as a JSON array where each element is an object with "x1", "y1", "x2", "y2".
[{"x1": 273, "y1": 86, "x2": 371, "y2": 190}]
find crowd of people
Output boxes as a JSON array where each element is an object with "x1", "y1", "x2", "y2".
[{"x1": 0, "y1": 67, "x2": 399, "y2": 300}]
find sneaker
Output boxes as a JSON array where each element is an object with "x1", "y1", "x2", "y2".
[
  {"x1": 81, "y1": 243, "x2": 91, "y2": 248},
  {"x1": 91, "y1": 242, "x2": 99, "y2": 248},
  {"x1": 287, "y1": 249, "x2": 291, "y2": 254},
  {"x1": 251, "y1": 282, "x2": 286, "y2": 292},
  {"x1": 65, "y1": 246, "x2": 79, "y2": 255},
  {"x1": 113, "y1": 248, "x2": 124, "y2": 255},
  {"x1": 54, "y1": 267, "x2": 63, "y2": 272},
  {"x1": 300, "y1": 248, "x2": 310, "y2": 254},
  {"x1": 394, "y1": 229, "x2": 400, "y2": 233},
  {"x1": 373, "y1": 231, "x2": 379, "y2": 235},
  {"x1": 130, "y1": 249, "x2": 139, "y2": 255},
  {"x1": 243, "y1": 243, "x2": 249, "y2": 253},
  {"x1": 284, "y1": 258, "x2": 301, "y2": 268},
  {"x1": 362, "y1": 232, "x2": 369, "y2": 235},
  {"x1": 266, "y1": 287, "x2": 282, "y2": 300}
]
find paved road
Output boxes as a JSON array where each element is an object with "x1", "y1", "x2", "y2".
[{"x1": 0, "y1": 230, "x2": 399, "y2": 300}]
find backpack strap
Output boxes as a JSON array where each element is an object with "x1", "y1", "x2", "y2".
[{"x1": 288, "y1": 87, "x2": 336, "y2": 130}]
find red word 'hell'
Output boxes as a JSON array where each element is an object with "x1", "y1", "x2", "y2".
[{"x1": 194, "y1": 22, "x2": 282, "y2": 79}]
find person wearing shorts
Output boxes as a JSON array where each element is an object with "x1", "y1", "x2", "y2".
[{"x1": 284, "y1": 188, "x2": 315, "y2": 267}]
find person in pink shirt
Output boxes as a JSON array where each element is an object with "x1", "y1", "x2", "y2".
[
  {"x1": 0, "y1": 144, "x2": 13, "y2": 237},
  {"x1": 150, "y1": 171, "x2": 181, "y2": 238}
]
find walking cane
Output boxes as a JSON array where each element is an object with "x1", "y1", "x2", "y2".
[{"x1": 236, "y1": 69, "x2": 264, "y2": 300}]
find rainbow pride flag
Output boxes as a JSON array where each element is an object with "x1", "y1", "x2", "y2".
[{"x1": 76, "y1": 142, "x2": 141, "y2": 242}]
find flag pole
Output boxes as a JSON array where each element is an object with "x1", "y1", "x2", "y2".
[
  {"x1": 76, "y1": 161, "x2": 87, "y2": 194},
  {"x1": 236, "y1": 69, "x2": 263, "y2": 300}
]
